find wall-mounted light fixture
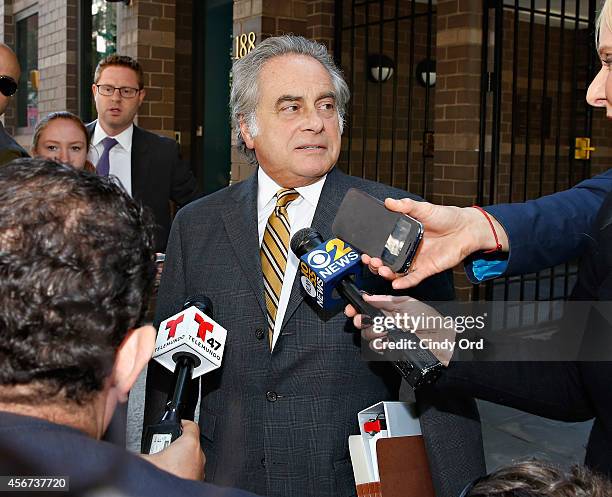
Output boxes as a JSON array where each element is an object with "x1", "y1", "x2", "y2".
[
  {"x1": 368, "y1": 54, "x2": 395, "y2": 83},
  {"x1": 415, "y1": 59, "x2": 436, "y2": 87}
]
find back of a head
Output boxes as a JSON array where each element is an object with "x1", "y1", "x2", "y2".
[
  {"x1": 0, "y1": 158, "x2": 155, "y2": 405},
  {"x1": 467, "y1": 461, "x2": 612, "y2": 497}
]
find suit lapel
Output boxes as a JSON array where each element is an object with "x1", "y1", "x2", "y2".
[
  {"x1": 221, "y1": 172, "x2": 267, "y2": 317},
  {"x1": 130, "y1": 126, "x2": 149, "y2": 200},
  {"x1": 280, "y1": 167, "x2": 347, "y2": 330}
]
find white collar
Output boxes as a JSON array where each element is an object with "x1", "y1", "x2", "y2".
[
  {"x1": 257, "y1": 167, "x2": 327, "y2": 212},
  {"x1": 92, "y1": 122, "x2": 134, "y2": 152}
]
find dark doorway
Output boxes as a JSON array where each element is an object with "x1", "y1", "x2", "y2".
[{"x1": 193, "y1": 0, "x2": 233, "y2": 194}]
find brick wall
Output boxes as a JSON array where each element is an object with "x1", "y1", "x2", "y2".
[
  {"x1": 0, "y1": 0, "x2": 14, "y2": 48},
  {"x1": 233, "y1": 0, "x2": 308, "y2": 46},
  {"x1": 37, "y1": 0, "x2": 79, "y2": 118},
  {"x1": 307, "y1": 0, "x2": 334, "y2": 51},
  {"x1": 435, "y1": 0, "x2": 483, "y2": 300},
  {"x1": 117, "y1": 0, "x2": 176, "y2": 137}
]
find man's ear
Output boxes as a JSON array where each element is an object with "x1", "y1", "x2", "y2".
[
  {"x1": 137, "y1": 88, "x2": 146, "y2": 107},
  {"x1": 112, "y1": 325, "x2": 156, "y2": 402},
  {"x1": 239, "y1": 115, "x2": 255, "y2": 150}
]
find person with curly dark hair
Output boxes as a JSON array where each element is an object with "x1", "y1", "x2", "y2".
[
  {"x1": 0, "y1": 158, "x2": 258, "y2": 497},
  {"x1": 462, "y1": 460, "x2": 612, "y2": 497}
]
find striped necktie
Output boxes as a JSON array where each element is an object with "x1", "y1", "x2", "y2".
[{"x1": 261, "y1": 188, "x2": 300, "y2": 349}]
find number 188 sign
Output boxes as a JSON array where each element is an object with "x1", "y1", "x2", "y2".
[{"x1": 234, "y1": 32, "x2": 256, "y2": 59}]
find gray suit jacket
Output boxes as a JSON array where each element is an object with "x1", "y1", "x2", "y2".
[{"x1": 144, "y1": 167, "x2": 485, "y2": 497}]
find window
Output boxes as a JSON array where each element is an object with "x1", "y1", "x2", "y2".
[
  {"x1": 89, "y1": 0, "x2": 117, "y2": 118},
  {"x1": 92, "y1": 0, "x2": 117, "y2": 64},
  {"x1": 16, "y1": 14, "x2": 38, "y2": 129}
]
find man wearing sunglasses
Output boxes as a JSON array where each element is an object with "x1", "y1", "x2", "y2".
[
  {"x1": 87, "y1": 54, "x2": 200, "y2": 254},
  {"x1": 0, "y1": 43, "x2": 28, "y2": 166}
]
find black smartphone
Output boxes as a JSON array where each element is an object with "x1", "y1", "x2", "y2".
[{"x1": 332, "y1": 188, "x2": 423, "y2": 273}]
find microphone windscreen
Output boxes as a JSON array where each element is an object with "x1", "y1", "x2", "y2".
[
  {"x1": 290, "y1": 228, "x2": 324, "y2": 257},
  {"x1": 183, "y1": 294, "x2": 213, "y2": 317}
]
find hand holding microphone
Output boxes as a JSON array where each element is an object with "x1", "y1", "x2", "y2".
[
  {"x1": 142, "y1": 294, "x2": 227, "y2": 455},
  {"x1": 290, "y1": 228, "x2": 444, "y2": 390},
  {"x1": 141, "y1": 420, "x2": 205, "y2": 480}
]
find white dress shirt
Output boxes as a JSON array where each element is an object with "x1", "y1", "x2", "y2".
[
  {"x1": 89, "y1": 123, "x2": 134, "y2": 195},
  {"x1": 257, "y1": 167, "x2": 327, "y2": 351}
]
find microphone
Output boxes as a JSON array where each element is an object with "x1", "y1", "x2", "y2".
[
  {"x1": 293, "y1": 230, "x2": 362, "y2": 310},
  {"x1": 142, "y1": 294, "x2": 227, "y2": 454},
  {"x1": 291, "y1": 228, "x2": 444, "y2": 391}
]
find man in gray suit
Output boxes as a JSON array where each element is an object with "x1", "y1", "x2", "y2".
[{"x1": 144, "y1": 35, "x2": 484, "y2": 497}]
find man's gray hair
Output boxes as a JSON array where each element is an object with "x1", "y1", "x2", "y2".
[{"x1": 230, "y1": 35, "x2": 350, "y2": 165}]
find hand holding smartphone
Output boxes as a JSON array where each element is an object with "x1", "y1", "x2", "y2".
[{"x1": 332, "y1": 189, "x2": 423, "y2": 273}]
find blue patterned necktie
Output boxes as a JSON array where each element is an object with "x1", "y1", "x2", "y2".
[{"x1": 96, "y1": 137, "x2": 118, "y2": 177}]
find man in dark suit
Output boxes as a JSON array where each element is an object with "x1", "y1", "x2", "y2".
[
  {"x1": 0, "y1": 43, "x2": 28, "y2": 165},
  {"x1": 0, "y1": 158, "x2": 257, "y2": 497},
  {"x1": 87, "y1": 54, "x2": 200, "y2": 252},
  {"x1": 144, "y1": 35, "x2": 485, "y2": 497}
]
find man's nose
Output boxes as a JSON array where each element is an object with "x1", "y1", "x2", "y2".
[{"x1": 302, "y1": 107, "x2": 324, "y2": 133}]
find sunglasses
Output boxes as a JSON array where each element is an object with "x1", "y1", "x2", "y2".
[{"x1": 0, "y1": 75, "x2": 17, "y2": 97}]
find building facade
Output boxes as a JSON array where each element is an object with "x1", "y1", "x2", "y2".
[{"x1": 1, "y1": 0, "x2": 609, "y2": 299}]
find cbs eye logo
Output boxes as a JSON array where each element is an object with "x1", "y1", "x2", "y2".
[{"x1": 307, "y1": 250, "x2": 332, "y2": 269}]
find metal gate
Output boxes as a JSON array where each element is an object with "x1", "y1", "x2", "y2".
[
  {"x1": 335, "y1": 0, "x2": 437, "y2": 199},
  {"x1": 477, "y1": 0, "x2": 603, "y2": 301}
]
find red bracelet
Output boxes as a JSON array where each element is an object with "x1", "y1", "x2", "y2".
[{"x1": 471, "y1": 206, "x2": 503, "y2": 253}]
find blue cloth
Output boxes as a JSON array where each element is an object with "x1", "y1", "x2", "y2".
[
  {"x1": 470, "y1": 257, "x2": 507, "y2": 282},
  {"x1": 465, "y1": 169, "x2": 612, "y2": 282},
  {"x1": 0, "y1": 411, "x2": 260, "y2": 497}
]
